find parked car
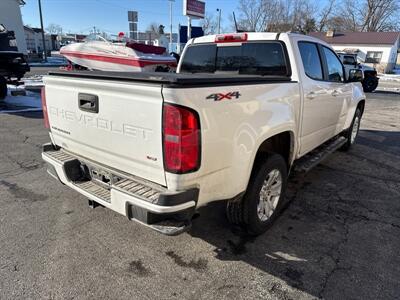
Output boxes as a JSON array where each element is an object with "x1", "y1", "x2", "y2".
[
  {"x1": 336, "y1": 52, "x2": 379, "y2": 92},
  {"x1": 41, "y1": 32, "x2": 365, "y2": 236},
  {"x1": 0, "y1": 24, "x2": 30, "y2": 100}
]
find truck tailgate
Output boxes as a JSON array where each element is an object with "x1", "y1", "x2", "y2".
[{"x1": 44, "y1": 75, "x2": 166, "y2": 186}]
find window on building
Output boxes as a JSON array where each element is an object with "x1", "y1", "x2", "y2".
[{"x1": 365, "y1": 51, "x2": 383, "y2": 63}]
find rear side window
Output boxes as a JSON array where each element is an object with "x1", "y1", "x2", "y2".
[
  {"x1": 298, "y1": 42, "x2": 323, "y2": 80},
  {"x1": 343, "y1": 55, "x2": 356, "y2": 65},
  {"x1": 180, "y1": 42, "x2": 290, "y2": 76},
  {"x1": 178, "y1": 44, "x2": 216, "y2": 73}
]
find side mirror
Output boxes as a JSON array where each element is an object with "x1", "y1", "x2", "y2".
[{"x1": 348, "y1": 69, "x2": 363, "y2": 82}]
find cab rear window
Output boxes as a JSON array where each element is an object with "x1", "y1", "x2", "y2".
[{"x1": 180, "y1": 42, "x2": 290, "y2": 76}]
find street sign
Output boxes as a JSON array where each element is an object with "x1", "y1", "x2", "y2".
[
  {"x1": 128, "y1": 11, "x2": 138, "y2": 41},
  {"x1": 183, "y1": 0, "x2": 205, "y2": 19},
  {"x1": 128, "y1": 11, "x2": 138, "y2": 22},
  {"x1": 179, "y1": 25, "x2": 204, "y2": 43},
  {"x1": 129, "y1": 23, "x2": 138, "y2": 32}
]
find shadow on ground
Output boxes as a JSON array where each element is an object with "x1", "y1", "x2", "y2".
[
  {"x1": 189, "y1": 130, "x2": 400, "y2": 299},
  {"x1": 369, "y1": 90, "x2": 400, "y2": 95}
]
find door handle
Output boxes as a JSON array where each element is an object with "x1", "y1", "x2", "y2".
[
  {"x1": 306, "y1": 92, "x2": 316, "y2": 99},
  {"x1": 331, "y1": 90, "x2": 339, "y2": 97},
  {"x1": 78, "y1": 93, "x2": 99, "y2": 113}
]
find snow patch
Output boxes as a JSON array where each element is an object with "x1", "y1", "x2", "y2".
[
  {"x1": 24, "y1": 76, "x2": 44, "y2": 88},
  {"x1": 378, "y1": 71, "x2": 400, "y2": 82},
  {"x1": 0, "y1": 85, "x2": 42, "y2": 113},
  {"x1": 29, "y1": 56, "x2": 67, "y2": 67}
]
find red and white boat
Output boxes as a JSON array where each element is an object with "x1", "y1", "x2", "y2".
[{"x1": 60, "y1": 35, "x2": 177, "y2": 72}]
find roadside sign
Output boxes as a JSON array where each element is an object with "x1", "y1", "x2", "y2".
[
  {"x1": 128, "y1": 11, "x2": 138, "y2": 22},
  {"x1": 183, "y1": 0, "x2": 205, "y2": 19},
  {"x1": 128, "y1": 11, "x2": 138, "y2": 41},
  {"x1": 179, "y1": 25, "x2": 204, "y2": 43},
  {"x1": 129, "y1": 23, "x2": 138, "y2": 32}
]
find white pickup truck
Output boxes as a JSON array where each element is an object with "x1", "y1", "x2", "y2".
[{"x1": 41, "y1": 32, "x2": 365, "y2": 235}]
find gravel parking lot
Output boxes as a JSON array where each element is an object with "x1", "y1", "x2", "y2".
[{"x1": 0, "y1": 84, "x2": 399, "y2": 299}]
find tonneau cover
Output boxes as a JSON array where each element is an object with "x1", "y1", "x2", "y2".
[{"x1": 48, "y1": 70, "x2": 293, "y2": 86}]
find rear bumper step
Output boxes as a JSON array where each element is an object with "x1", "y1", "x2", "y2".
[{"x1": 42, "y1": 144, "x2": 197, "y2": 235}]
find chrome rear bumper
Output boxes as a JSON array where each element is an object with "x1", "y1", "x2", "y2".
[{"x1": 42, "y1": 143, "x2": 198, "y2": 235}]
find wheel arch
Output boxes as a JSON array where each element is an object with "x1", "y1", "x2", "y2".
[
  {"x1": 250, "y1": 131, "x2": 295, "y2": 178},
  {"x1": 357, "y1": 99, "x2": 366, "y2": 116}
]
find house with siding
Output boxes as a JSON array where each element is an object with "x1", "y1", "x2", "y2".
[
  {"x1": 24, "y1": 26, "x2": 60, "y2": 54},
  {"x1": 310, "y1": 31, "x2": 400, "y2": 73}
]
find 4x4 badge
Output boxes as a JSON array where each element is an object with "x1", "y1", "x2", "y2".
[{"x1": 206, "y1": 91, "x2": 241, "y2": 101}]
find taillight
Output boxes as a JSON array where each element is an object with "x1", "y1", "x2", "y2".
[
  {"x1": 163, "y1": 103, "x2": 201, "y2": 173},
  {"x1": 41, "y1": 87, "x2": 49, "y2": 129},
  {"x1": 215, "y1": 33, "x2": 248, "y2": 43}
]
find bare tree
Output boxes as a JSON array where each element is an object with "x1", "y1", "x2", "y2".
[
  {"x1": 46, "y1": 23, "x2": 63, "y2": 35},
  {"x1": 146, "y1": 23, "x2": 165, "y2": 39},
  {"x1": 236, "y1": 0, "x2": 268, "y2": 31},
  {"x1": 327, "y1": 0, "x2": 359, "y2": 31},
  {"x1": 291, "y1": 0, "x2": 317, "y2": 32},
  {"x1": 326, "y1": 0, "x2": 400, "y2": 32},
  {"x1": 235, "y1": 0, "x2": 318, "y2": 32},
  {"x1": 360, "y1": 0, "x2": 400, "y2": 31},
  {"x1": 202, "y1": 13, "x2": 218, "y2": 35},
  {"x1": 317, "y1": 0, "x2": 336, "y2": 31},
  {"x1": 235, "y1": 0, "x2": 400, "y2": 33}
]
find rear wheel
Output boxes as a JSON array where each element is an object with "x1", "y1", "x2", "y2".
[
  {"x1": 226, "y1": 154, "x2": 287, "y2": 236},
  {"x1": 0, "y1": 76, "x2": 7, "y2": 100},
  {"x1": 341, "y1": 108, "x2": 362, "y2": 151}
]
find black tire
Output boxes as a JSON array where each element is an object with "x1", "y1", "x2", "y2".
[
  {"x1": 0, "y1": 76, "x2": 7, "y2": 100},
  {"x1": 362, "y1": 77, "x2": 378, "y2": 93},
  {"x1": 226, "y1": 154, "x2": 288, "y2": 236},
  {"x1": 341, "y1": 108, "x2": 362, "y2": 151}
]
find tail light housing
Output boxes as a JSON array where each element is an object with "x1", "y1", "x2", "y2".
[
  {"x1": 215, "y1": 33, "x2": 248, "y2": 43},
  {"x1": 163, "y1": 103, "x2": 201, "y2": 173},
  {"x1": 41, "y1": 87, "x2": 49, "y2": 128}
]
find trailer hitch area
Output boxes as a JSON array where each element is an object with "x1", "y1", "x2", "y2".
[
  {"x1": 90, "y1": 168, "x2": 112, "y2": 187},
  {"x1": 64, "y1": 159, "x2": 114, "y2": 190},
  {"x1": 88, "y1": 199, "x2": 104, "y2": 209}
]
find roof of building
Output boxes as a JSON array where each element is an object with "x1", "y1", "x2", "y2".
[
  {"x1": 24, "y1": 26, "x2": 44, "y2": 33},
  {"x1": 309, "y1": 31, "x2": 400, "y2": 46}
]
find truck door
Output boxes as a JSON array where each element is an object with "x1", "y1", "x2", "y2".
[
  {"x1": 320, "y1": 46, "x2": 352, "y2": 134},
  {"x1": 297, "y1": 41, "x2": 347, "y2": 155}
]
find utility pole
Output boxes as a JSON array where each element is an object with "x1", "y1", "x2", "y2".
[
  {"x1": 217, "y1": 8, "x2": 222, "y2": 34},
  {"x1": 38, "y1": 0, "x2": 47, "y2": 62},
  {"x1": 187, "y1": 17, "x2": 191, "y2": 42},
  {"x1": 168, "y1": 0, "x2": 175, "y2": 46}
]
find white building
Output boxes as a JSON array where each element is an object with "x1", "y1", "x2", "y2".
[
  {"x1": 310, "y1": 31, "x2": 400, "y2": 73},
  {"x1": 24, "y1": 26, "x2": 60, "y2": 53},
  {"x1": 0, "y1": 0, "x2": 27, "y2": 53}
]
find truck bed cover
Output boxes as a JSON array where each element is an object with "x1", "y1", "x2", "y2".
[{"x1": 48, "y1": 70, "x2": 293, "y2": 87}]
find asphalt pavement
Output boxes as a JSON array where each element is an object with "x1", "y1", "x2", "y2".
[{"x1": 0, "y1": 84, "x2": 399, "y2": 299}]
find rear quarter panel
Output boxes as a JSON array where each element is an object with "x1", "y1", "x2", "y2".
[{"x1": 162, "y1": 82, "x2": 301, "y2": 206}]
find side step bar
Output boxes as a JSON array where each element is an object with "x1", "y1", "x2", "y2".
[{"x1": 294, "y1": 136, "x2": 347, "y2": 173}]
